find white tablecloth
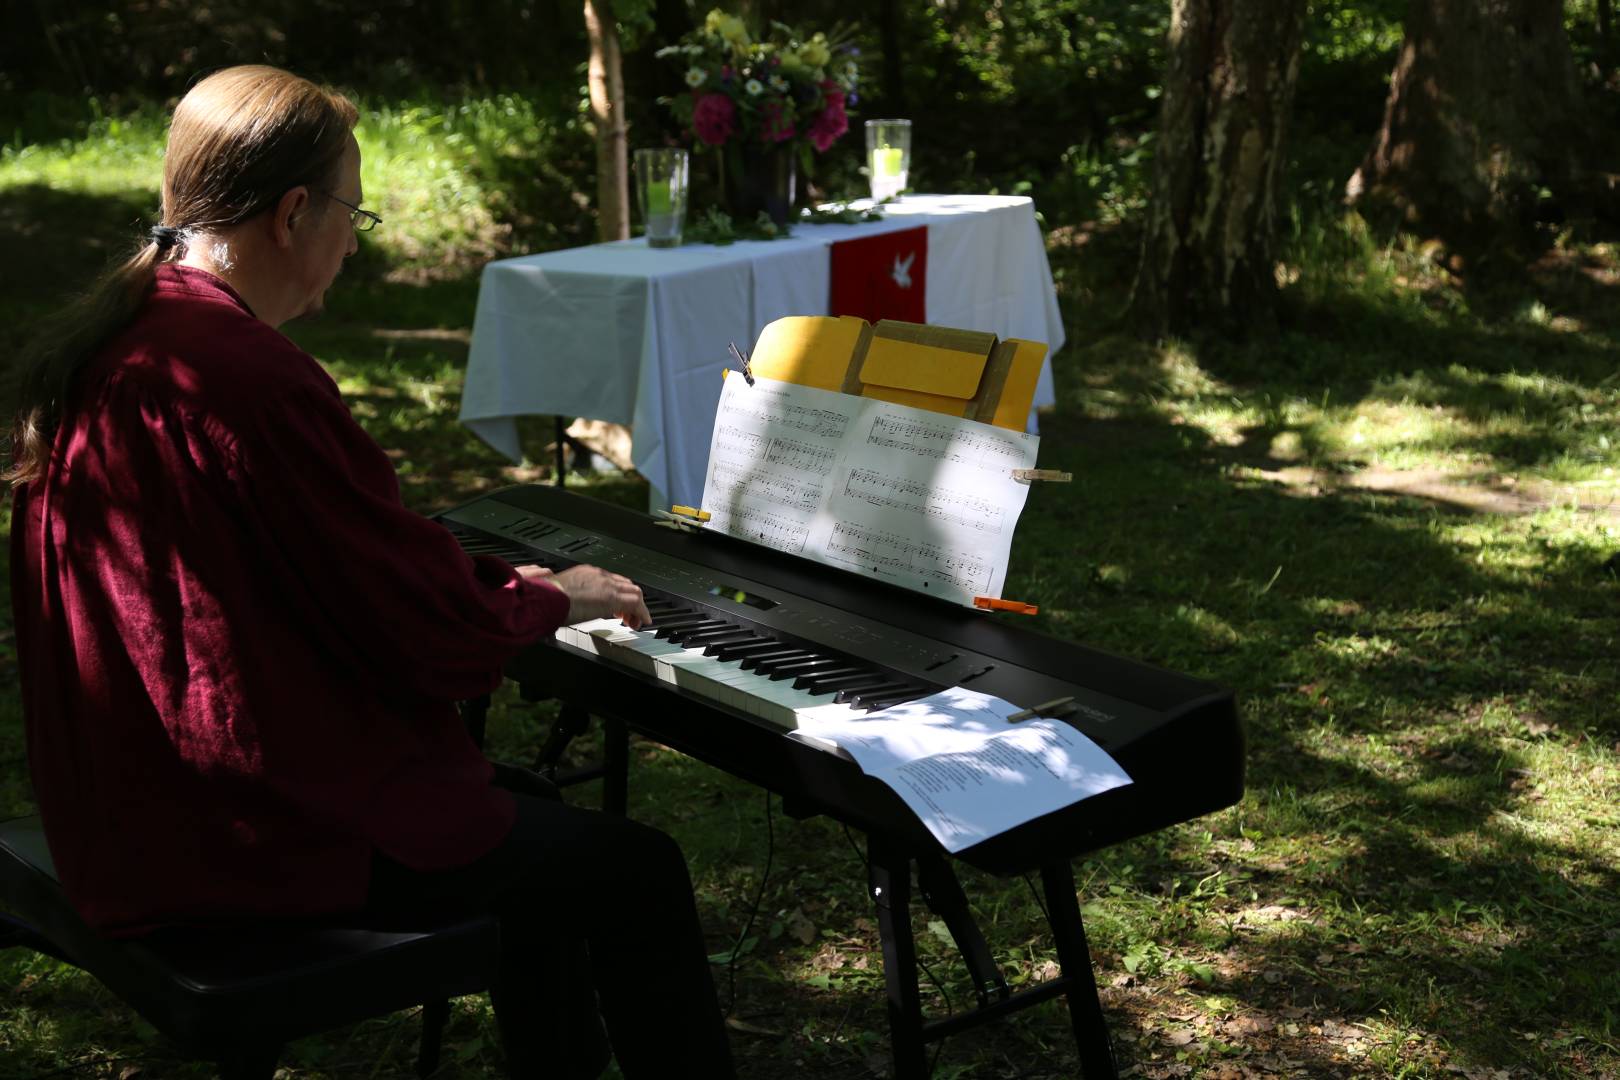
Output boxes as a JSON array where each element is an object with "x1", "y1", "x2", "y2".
[{"x1": 461, "y1": 194, "x2": 1064, "y2": 509}]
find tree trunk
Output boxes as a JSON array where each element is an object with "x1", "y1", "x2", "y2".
[
  {"x1": 878, "y1": 0, "x2": 907, "y2": 114},
  {"x1": 585, "y1": 0, "x2": 630, "y2": 242},
  {"x1": 1128, "y1": 0, "x2": 1308, "y2": 340},
  {"x1": 1346, "y1": 0, "x2": 1614, "y2": 261}
]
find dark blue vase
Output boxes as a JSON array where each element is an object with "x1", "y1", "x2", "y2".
[{"x1": 720, "y1": 141, "x2": 797, "y2": 226}]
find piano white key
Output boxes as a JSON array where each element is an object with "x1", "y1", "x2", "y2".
[{"x1": 555, "y1": 617, "x2": 876, "y2": 730}]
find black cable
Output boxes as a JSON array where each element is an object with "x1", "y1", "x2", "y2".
[
  {"x1": 1022, "y1": 872, "x2": 1051, "y2": 923},
  {"x1": 916, "y1": 951, "x2": 952, "y2": 1077},
  {"x1": 723, "y1": 787, "x2": 775, "y2": 1017},
  {"x1": 841, "y1": 822, "x2": 870, "y2": 876}
]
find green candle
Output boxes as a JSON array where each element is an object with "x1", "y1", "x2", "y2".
[
  {"x1": 872, "y1": 147, "x2": 905, "y2": 179},
  {"x1": 646, "y1": 178, "x2": 672, "y2": 214}
]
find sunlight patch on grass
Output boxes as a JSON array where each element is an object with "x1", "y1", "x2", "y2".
[
  {"x1": 1170, "y1": 603, "x2": 1242, "y2": 650},
  {"x1": 0, "y1": 108, "x2": 166, "y2": 195}
]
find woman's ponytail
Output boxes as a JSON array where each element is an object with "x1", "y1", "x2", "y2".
[{"x1": 6, "y1": 239, "x2": 170, "y2": 485}]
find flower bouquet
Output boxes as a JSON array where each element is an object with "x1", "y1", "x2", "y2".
[{"x1": 660, "y1": 9, "x2": 861, "y2": 226}]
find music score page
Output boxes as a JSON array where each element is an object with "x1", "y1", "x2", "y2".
[
  {"x1": 789, "y1": 687, "x2": 1133, "y2": 853},
  {"x1": 700, "y1": 375, "x2": 1039, "y2": 605}
]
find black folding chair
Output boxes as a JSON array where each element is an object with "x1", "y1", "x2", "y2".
[{"x1": 0, "y1": 815, "x2": 500, "y2": 1079}]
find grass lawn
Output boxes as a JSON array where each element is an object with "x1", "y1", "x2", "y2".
[{"x1": 0, "y1": 98, "x2": 1617, "y2": 1079}]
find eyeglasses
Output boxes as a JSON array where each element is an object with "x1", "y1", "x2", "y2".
[{"x1": 321, "y1": 191, "x2": 382, "y2": 232}]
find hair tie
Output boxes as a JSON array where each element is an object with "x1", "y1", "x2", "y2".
[{"x1": 149, "y1": 225, "x2": 182, "y2": 253}]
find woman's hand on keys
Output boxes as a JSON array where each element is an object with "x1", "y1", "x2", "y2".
[{"x1": 525, "y1": 564, "x2": 651, "y2": 629}]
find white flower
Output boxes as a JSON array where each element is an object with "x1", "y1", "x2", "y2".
[
  {"x1": 768, "y1": 75, "x2": 788, "y2": 92},
  {"x1": 843, "y1": 61, "x2": 859, "y2": 82},
  {"x1": 685, "y1": 67, "x2": 708, "y2": 88},
  {"x1": 744, "y1": 78, "x2": 765, "y2": 96},
  {"x1": 655, "y1": 45, "x2": 682, "y2": 58}
]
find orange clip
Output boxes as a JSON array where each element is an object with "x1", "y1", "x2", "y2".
[{"x1": 973, "y1": 596, "x2": 1039, "y2": 615}]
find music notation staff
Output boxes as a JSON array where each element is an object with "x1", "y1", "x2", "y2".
[
  {"x1": 825, "y1": 521, "x2": 994, "y2": 595},
  {"x1": 713, "y1": 424, "x2": 768, "y2": 461},
  {"x1": 710, "y1": 505, "x2": 812, "y2": 554},
  {"x1": 709, "y1": 463, "x2": 823, "y2": 512},
  {"x1": 727, "y1": 384, "x2": 851, "y2": 440},
  {"x1": 865, "y1": 414, "x2": 1027, "y2": 471},
  {"x1": 763, "y1": 436, "x2": 838, "y2": 475},
  {"x1": 843, "y1": 468, "x2": 1006, "y2": 534}
]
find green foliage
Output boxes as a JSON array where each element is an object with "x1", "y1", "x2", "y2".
[
  {"x1": 680, "y1": 200, "x2": 883, "y2": 245},
  {"x1": 681, "y1": 205, "x2": 790, "y2": 245},
  {"x1": 0, "y1": 0, "x2": 593, "y2": 100},
  {"x1": 1, "y1": 101, "x2": 168, "y2": 192},
  {"x1": 354, "y1": 93, "x2": 596, "y2": 272}
]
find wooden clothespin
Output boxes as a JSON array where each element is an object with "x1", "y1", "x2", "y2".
[
  {"x1": 654, "y1": 509, "x2": 706, "y2": 532},
  {"x1": 728, "y1": 341, "x2": 755, "y2": 386},
  {"x1": 1012, "y1": 468, "x2": 1072, "y2": 484},
  {"x1": 1007, "y1": 696, "x2": 1076, "y2": 723}
]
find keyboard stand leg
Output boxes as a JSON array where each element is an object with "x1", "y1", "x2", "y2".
[
  {"x1": 1042, "y1": 860, "x2": 1118, "y2": 1079},
  {"x1": 602, "y1": 714, "x2": 629, "y2": 817},
  {"x1": 554, "y1": 416, "x2": 568, "y2": 486},
  {"x1": 868, "y1": 837, "x2": 928, "y2": 1080},
  {"x1": 532, "y1": 701, "x2": 593, "y2": 776},
  {"x1": 916, "y1": 852, "x2": 1010, "y2": 1008}
]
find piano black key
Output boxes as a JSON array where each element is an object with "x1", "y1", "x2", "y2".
[
  {"x1": 792, "y1": 667, "x2": 871, "y2": 691},
  {"x1": 740, "y1": 648, "x2": 816, "y2": 671},
  {"x1": 767, "y1": 657, "x2": 842, "y2": 681},
  {"x1": 694, "y1": 631, "x2": 761, "y2": 652},
  {"x1": 713, "y1": 638, "x2": 782, "y2": 657},
  {"x1": 681, "y1": 624, "x2": 750, "y2": 644},
  {"x1": 854, "y1": 688, "x2": 927, "y2": 710},
  {"x1": 808, "y1": 672, "x2": 889, "y2": 693},
  {"x1": 656, "y1": 615, "x2": 724, "y2": 635},
  {"x1": 766, "y1": 655, "x2": 839, "y2": 674},
  {"x1": 836, "y1": 681, "x2": 912, "y2": 705},
  {"x1": 709, "y1": 637, "x2": 777, "y2": 660},
  {"x1": 650, "y1": 614, "x2": 711, "y2": 637},
  {"x1": 665, "y1": 621, "x2": 735, "y2": 644}
]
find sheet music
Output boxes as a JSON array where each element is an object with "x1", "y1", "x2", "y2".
[
  {"x1": 701, "y1": 375, "x2": 1039, "y2": 605},
  {"x1": 788, "y1": 687, "x2": 1133, "y2": 853}
]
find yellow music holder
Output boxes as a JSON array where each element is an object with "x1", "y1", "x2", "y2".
[{"x1": 743, "y1": 315, "x2": 1047, "y2": 431}]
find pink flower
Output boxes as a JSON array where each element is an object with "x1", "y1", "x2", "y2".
[
  {"x1": 760, "y1": 100, "x2": 796, "y2": 143},
  {"x1": 692, "y1": 93, "x2": 736, "y2": 146},
  {"x1": 807, "y1": 93, "x2": 847, "y2": 152}
]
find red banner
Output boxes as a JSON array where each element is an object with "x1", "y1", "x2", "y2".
[{"x1": 828, "y1": 226, "x2": 927, "y2": 324}]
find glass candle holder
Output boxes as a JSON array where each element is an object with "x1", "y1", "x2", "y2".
[
  {"x1": 864, "y1": 119, "x2": 912, "y2": 202},
  {"x1": 634, "y1": 148, "x2": 690, "y2": 248}
]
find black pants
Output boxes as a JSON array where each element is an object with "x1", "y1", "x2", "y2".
[{"x1": 366, "y1": 767, "x2": 736, "y2": 1079}]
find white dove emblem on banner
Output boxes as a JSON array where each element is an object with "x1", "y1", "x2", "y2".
[{"x1": 890, "y1": 251, "x2": 915, "y2": 290}]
